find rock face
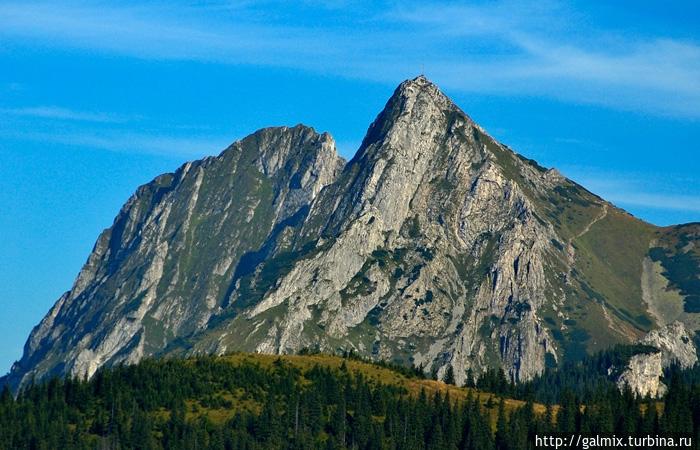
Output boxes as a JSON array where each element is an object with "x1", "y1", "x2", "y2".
[
  {"x1": 616, "y1": 321, "x2": 697, "y2": 397},
  {"x1": 5, "y1": 76, "x2": 700, "y2": 391},
  {"x1": 8, "y1": 125, "x2": 345, "y2": 385},
  {"x1": 641, "y1": 321, "x2": 697, "y2": 369},
  {"x1": 616, "y1": 352, "x2": 667, "y2": 398}
]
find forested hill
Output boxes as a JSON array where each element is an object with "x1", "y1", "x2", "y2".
[{"x1": 1, "y1": 353, "x2": 699, "y2": 450}]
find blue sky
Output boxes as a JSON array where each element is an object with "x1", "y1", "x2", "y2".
[{"x1": 1, "y1": 0, "x2": 699, "y2": 375}]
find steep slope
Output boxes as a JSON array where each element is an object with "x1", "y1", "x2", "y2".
[
  {"x1": 5, "y1": 76, "x2": 699, "y2": 391},
  {"x1": 643, "y1": 223, "x2": 700, "y2": 328},
  {"x1": 191, "y1": 77, "x2": 561, "y2": 384},
  {"x1": 7, "y1": 125, "x2": 344, "y2": 388}
]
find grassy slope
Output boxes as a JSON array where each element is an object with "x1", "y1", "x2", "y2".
[
  {"x1": 573, "y1": 208, "x2": 657, "y2": 347},
  {"x1": 488, "y1": 136, "x2": 665, "y2": 358},
  {"x1": 167, "y1": 353, "x2": 550, "y2": 428},
  {"x1": 503, "y1": 143, "x2": 699, "y2": 355}
]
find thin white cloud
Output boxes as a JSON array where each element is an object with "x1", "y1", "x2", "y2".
[
  {"x1": 1, "y1": 106, "x2": 132, "y2": 123},
  {"x1": 553, "y1": 137, "x2": 586, "y2": 146},
  {"x1": 0, "y1": 1, "x2": 699, "y2": 118},
  {"x1": 390, "y1": 3, "x2": 700, "y2": 117},
  {"x1": 1, "y1": 128, "x2": 232, "y2": 158},
  {"x1": 609, "y1": 192, "x2": 700, "y2": 213},
  {"x1": 0, "y1": 2, "x2": 333, "y2": 64},
  {"x1": 559, "y1": 167, "x2": 700, "y2": 214}
]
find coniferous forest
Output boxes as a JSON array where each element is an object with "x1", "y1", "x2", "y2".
[{"x1": 1, "y1": 350, "x2": 699, "y2": 450}]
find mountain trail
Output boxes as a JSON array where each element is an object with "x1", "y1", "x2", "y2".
[
  {"x1": 576, "y1": 203, "x2": 609, "y2": 240},
  {"x1": 565, "y1": 203, "x2": 608, "y2": 281}
]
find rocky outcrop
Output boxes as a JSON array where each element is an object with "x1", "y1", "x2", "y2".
[
  {"x1": 616, "y1": 351, "x2": 667, "y2": 398},
  {"x1": 641, "y1": 321, "x2": 697, "y2": 369},
  {"x1": 5, "y1": 76, "x2": 700, "y2": 391},
  {"x1": 616, "y1": 321, "x2": 697, "y2": 397}
]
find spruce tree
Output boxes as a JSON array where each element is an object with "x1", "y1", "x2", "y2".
[
  {"x1": 444, "y1": 366, "x2": 456, "y2": 385},
  {"x1": 495, "y1": 398, "x2": 508, "y2": 450}
]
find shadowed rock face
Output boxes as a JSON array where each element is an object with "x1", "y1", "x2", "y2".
[
  {"x1": 7, "y1": 125, "x2": 345, "y2": 388},
  {"x1": 5, "y1": 76, "x2": 699, "y2": 390}
]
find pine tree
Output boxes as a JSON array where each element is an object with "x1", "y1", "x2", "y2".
[
  {"x1": 557, "y1": 390, "x2": 577, "y2": 432},
  {"x1": 330, "y1": 395, "x2": 346, "y2": 446},
  {"x1": 495, "y1": 398, "x2": 508, "y2": 450},
  {"x1": 444, "y1": 366, "x2": 456, "y2": 385},
  {"x1": 465, "y1": 368, "x2": 475, "y2": 388}
]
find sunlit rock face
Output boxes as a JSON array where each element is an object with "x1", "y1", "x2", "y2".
[
  {"x1": 5, "y1": 76, "x2": 699, "y2": 391},
  {"x1": 616, "y1": 352, "x2": 667, "y2": 398},
  {"x1": 616, "y1": 322, "x2": 697, "y2": 397}
]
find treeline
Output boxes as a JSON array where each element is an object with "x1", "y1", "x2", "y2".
[
  {"x1": 472, "y1": 344, "x2": 661, "y2": 404},
  {"x1": 1, "y1": 353, "x2": 699, "y2": 449},
  {"x1": 0, "y1": 356, "x2": 491, "y2": 450}
]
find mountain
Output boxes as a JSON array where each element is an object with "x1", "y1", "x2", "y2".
[{"x1": 5, "y1": 76, "x2": 700, "y2": 390}]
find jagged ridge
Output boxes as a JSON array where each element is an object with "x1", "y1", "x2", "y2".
[{"x1": 5, "y1": 76, "x2": 699, "y2": 391}]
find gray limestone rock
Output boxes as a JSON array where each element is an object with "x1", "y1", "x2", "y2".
[
  {"x1": 616, "y1": 321, "x2": 697, "y2": 397},
  {"x1": 5, "y1": 76, "x2": 700, "y2": 391}
]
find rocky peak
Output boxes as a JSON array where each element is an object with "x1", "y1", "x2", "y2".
[
  {"x1": 616, "y1": 352, "x2": 666, "y2": 398},
  {"x1": 311, "y1": 75, "x2": 486, "y2": 239},
  {"x1": 357, "y1": 75, "x2": 472, "y2": 157},
  {"x1": 240, "y1": 125, "x2": 345, "y2": 224},
  {"x1": 244, "y1": 77, "x2": 557, "y2": 384},
  {"x1": 6, "y1": 76, "x2": 699, "y2": 393},
  {"x1": 245, "y1": 124, "x2": 340, "y2": 178},
  {"x1": 4, "y1": 124, "x2": 344, "y2": 389}
]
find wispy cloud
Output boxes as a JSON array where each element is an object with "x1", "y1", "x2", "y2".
[
  {"x1": 553, "y1": 137, "x2": 586, "y2": 146},
  {"x1": 0, "y1": 2, "x2": 330, "y2": 64},
  {"x1": 1, "y1": 128, "x2": 232, "y2": 158},
  {"x1": 389, "y1": 3, "x2": 700, "y2": 118},
  {"x1": 609, "y1": 192, "x2": 700, "y2": 213},
  {"x1": 0, "y1": 1, "x2": 699, "y2": 118},
  {"x1": 559, "y1": 166, "x2": 700, "y2": 217},
  {"x1": 1, "y1": 106, "x2": 131, "y2": 123}
]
